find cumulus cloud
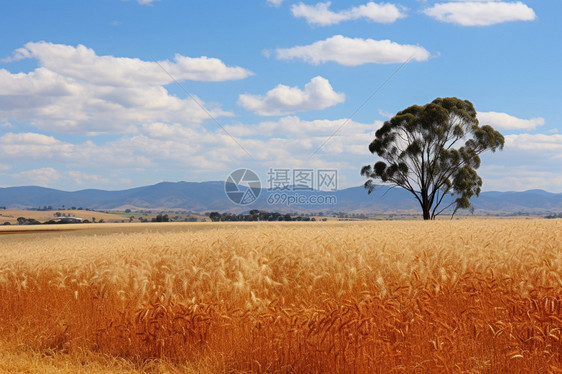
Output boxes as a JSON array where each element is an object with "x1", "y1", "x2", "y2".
[
  {"x1": 423, "y1": 1, "x2": 536, "y2": 26},
  {"x1": 0, "y1": 131, "x2": 150, "y2": 166},
  {"x1": 478, "y1": 111, "x2": 545, "y2": 130},
  {"x1": 0, "y1": 111, "x2": 382, "y2": 189},
  {"x1": 67, "y1": 171, "x2": 110, "y2": 185},
  {"x1": 479, "y1": 165, "x2": 562, "y2": 192},
  {"x1": 1, "y1": 132, "x2": 60, "y2": 145},
  {"x1": 504, "y1": 134, "x2": 562, "y2": 153},
  {"x1": 6, "y1": 42, "x2": 253, "y2": 85},
  {"x1": 275, "y1": 35, "x2": 431, "y2": 66},
  {"x1": 225, "y1": 116, "x2": 380, "y2": 138},
  {"x1": 238, "y1": 76, "x2": 345, "y2": 116},
  {"x1": 0, "y1": 132, "x2": 74, "y2": 160},
  {"x1": 8, "y1": 117, "x2": 561, "y2": 192},
  {"x1": 10, "y1": 168, "x2": 121, "y2": 188},
  {"x1": 12, "y1": 167, "x2": 61, "y2": 187},
  {"x1": 291, "y1": 2, "x2": 406, "y2": 26},
  {"x1": 0, "y1": 42, "x2": 252, "y2": 134}
]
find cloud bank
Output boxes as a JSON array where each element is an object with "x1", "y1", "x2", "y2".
[
  {"x1": 0, "y1": 42, "x2": 253, "y2": 134},
  {"x1": 424, "y1": 1, "x2": 536, "y2": 26},
  {"x1": 275, "y1": 35, "x2": 430, "y2": 65},
  {"x1": 478, "y1": 111, "x2": 544, "y2": 130},
  {"x1": 291, "y1": 2, "x2": 406, "y2": 26}
]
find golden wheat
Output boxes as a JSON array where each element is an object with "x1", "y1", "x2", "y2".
[{"x1": 0, "y1": 219, "x2": 561, "y2": 372}]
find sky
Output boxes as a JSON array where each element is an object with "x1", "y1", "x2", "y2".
[{"x1": 0, "y1": 0, "x2": 560, "y2": 192}]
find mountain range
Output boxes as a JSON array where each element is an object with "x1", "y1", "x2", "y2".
[{"x1": 1, "y1": 182, "x2": 561, "y2": 215}]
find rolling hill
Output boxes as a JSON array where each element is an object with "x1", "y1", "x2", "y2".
[{"x1": 1, "y1": 181, "x2": 561, "y2": 215}]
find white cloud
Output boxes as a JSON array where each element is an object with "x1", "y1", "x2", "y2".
[
  {"x1": 423, "y1": 1, "x2": 536, "y2": 26},
  {"x1": 267, "y1": 0, "x2": 285, "y2": 7},
  {"x1": 5, "y1": 119, "x2": 559, "y2": 193},
  {"x1": 478, "y1": 111, "x2": 545, "y2": 130},
  {"x1": 275, "y1": 35, "x2": 431, "y2": 66},
  {"x1": 0, "y1": 111, "x2": 382, "y2": 188},
  {"x1": 479, "y1": 165, "x2": 562, "y2": 192},
  {"x1": 6, "y1": 41, "x2": 253, "y2": 85},
  {"x1": 67, "y1": 171, "x2": 110, "y2": 185},
  {"x1": 0, "y1": 131, "x2": 149, "y2": 166},
  {"x1": 504, "y1": 133, "x2": 562, "y2": 153},
  {"x1": 238, "y1": 76, "x2": 345, "y2": 116},
  {"x1": 0, "y1": 42, "x2": 251, "y2": 134},
  {"x1": 291, "y1": 2, "x2": 406, "y2": 26},
  {"x1": 12, "y1": 167, "x2": 61, "y2": 187},
  {"x1": 0, "y1": 132, "x2": 75, "y2": 160},
  {"x1": 0, "y1": 132, "x2": 60, "y2": 145},
  {"x1": 378, "y1": 109, "x2": 393, "y2": 119},
  {"x1": 225, "y1": 116, "x2": 380, "y2": 139}
]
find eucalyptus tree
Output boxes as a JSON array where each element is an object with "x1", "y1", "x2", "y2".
[{"x1": 361, "y1": 97, "x2": 504, "y2": 220}]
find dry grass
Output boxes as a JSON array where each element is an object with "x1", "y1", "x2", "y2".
[{"x1": 1, "y1": 220, "x2": 561, "y2": 373}]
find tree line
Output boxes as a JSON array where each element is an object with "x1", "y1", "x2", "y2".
[{"x1": 208, "y1": 210, "x2": 322, "y2": 222}]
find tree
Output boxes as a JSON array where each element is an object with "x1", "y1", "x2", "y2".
[
  {"x1": 361, "y1": 97, "x2": 504, "y2": 220},
  {"x1": 152, "y1": 214, "x2": 169, "y2": 222},
  {"x1": 209, "y1": 212, "x2": 222, "y2": 222}
]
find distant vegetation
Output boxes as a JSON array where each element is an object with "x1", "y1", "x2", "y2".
[
  {"x1": 208, "y1": 210, "x2": 324, "y2": 222},
  {"x1": 30, "y1": 205, "x2": 94, "y2": 211},
  {"x1": 0, "y1": 209, "x2": 205, "y2": 226},
  {"x1": 17, "y1": 217, "x2": 47, "y2": 225},
  {"x1": 0, "y1": 209, "x2": 126, "y2": 226}
]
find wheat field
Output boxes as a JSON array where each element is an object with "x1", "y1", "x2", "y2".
[{"x1": 0, "y1": 220, "x2": 561, "y2": 373}]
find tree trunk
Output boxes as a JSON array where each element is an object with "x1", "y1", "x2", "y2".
[
  {"x1": 421, "y1": 189, "x2": 431, "y2": 220},
  {"x1": 422, "y1": 206, "x2": 431, "y2": 220}
]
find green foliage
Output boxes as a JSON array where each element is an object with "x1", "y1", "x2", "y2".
[
  {"x1": 208, "y1": 211, "x2": 311, "y2": 222},
  {"x1": 16, "y1": 217, "x2": 41, "y2": 225},
  {"x1": 152, "y1": 214, "x2": 169, "y2": 222},
  {"x1": 361, "y1": 97, "x2": 504, "y2": 220}
]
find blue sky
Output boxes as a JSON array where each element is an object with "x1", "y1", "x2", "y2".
[{"x1": 0, "y1": 0, "x2": 560, "y2": 192}]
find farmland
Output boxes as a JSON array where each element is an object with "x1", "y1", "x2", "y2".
[
  {"x1": 0, "y1": 220, "x2": 561, "y2": 373},
  {"x1": 0, "y1": 209, "x2": 126, "y2": 225}
]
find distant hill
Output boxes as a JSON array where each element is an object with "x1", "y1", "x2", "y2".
[{"x1": 1, "y1": 181, "x2": 561, "y2": 215}]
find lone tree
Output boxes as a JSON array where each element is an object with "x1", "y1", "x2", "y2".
[{"x1": 361, "y1": 97, "x2": 504, "y2": 220}]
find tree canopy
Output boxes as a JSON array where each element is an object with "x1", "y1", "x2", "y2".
[{"x1": 361, "y1": 97, "x2": 505, "y2": 220}]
